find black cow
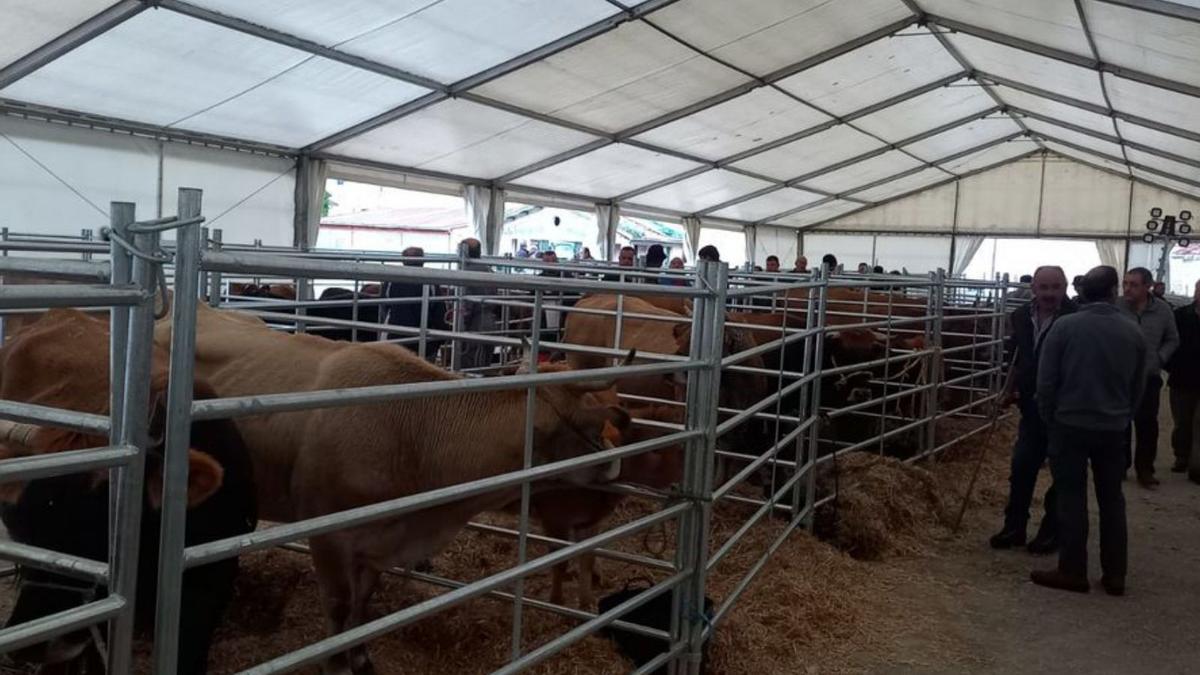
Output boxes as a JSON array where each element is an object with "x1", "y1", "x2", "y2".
[{"x1": 1, "y1": 386, "x2": 256, "y2": 675}]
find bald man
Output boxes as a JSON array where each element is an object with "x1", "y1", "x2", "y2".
[{"x1": 992, "y1": 266, "x2": 1075, "y2": 554}]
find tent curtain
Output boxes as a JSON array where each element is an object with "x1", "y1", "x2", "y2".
[
  {"x1": 952, "y1": 235, "x2": 985, "y2": 276},
  {"x1": 743, "y1": 224, "x2": 757, "y2": 268},
  {"x1": 1095, "y1": 239, "x2": 1126, "y2": 273},
  {"x1": 595, "y1": 202, "x2": 619, "y2": 260},
  {"x1": 682, "y1": 216, "x2": 701, "y2": 264},
  {"x1": 463, "y1": 185, "x2": 505, "y2": 255},
  {"x1": 294, "y1": 156, "x2": 327, "y2": 250}
]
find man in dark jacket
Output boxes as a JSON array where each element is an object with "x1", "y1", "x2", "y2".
[
  {"x1": 1166, "y1": 279, "x2": 1200, "y2": 484},
  {"x1": 1118, "y1": 267, "x2": 1180, "y2": 487},
  {"x1": 1033, "y1": 265, "x2": 1145, "y2": 595},
  {"x1": 991, "y1": 266, "x2": 1075, "y2": 553},
  {"x1": 382, "y1": 246, "x2": 447, "y2": 360}
]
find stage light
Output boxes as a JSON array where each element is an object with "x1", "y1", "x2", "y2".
[
  {"x1": 1147, "y1": 219, "x2": 1159, "y2": 230},
  {"x1": 1151, "y1": 207, "x2": 1163, "y2": 218},
  {"x1": 1143, "y1": 233, "x2": 1156, "y2": 244},
  {"x1": 1182, "y1": 210, "x2": 1192, "y2": 221},
  {"x1": 1182, "y1": 223, "x2": 1193, "y2": 235}
]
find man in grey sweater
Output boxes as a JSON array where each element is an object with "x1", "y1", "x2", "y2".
[
  {"x1": 1118, "y1": 267, "x2": 1179, "y2": 487},
  {"x1": 1034, "y1": 266, "x2": 1145, "y2": 595}
]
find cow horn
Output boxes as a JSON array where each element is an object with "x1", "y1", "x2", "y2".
[{"x1": 0, "y1": 420, "x2": 41, "y2": 449}]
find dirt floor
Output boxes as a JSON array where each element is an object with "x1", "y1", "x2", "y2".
[
  {"x1": 1, "y1": 402, "x2": 1197, "y2": 674},
  {"x1": 842, "y1": 402, "x2": 1200, "y2": 675}
]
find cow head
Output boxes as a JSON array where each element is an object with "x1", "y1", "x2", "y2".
[
  {"x1": 515, "y1": 346, "x2": 636, "y2": 486},
  {"x1": 0, "y1": 387, "x2": 250, "y2": 670}
]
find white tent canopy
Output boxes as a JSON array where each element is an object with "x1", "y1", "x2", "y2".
[{"x1": 2, "y1": 0, "x2": 1198, "y2": 246}]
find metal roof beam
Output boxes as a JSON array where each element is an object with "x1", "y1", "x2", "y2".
[
  {"x1": 1073, "y1": 0, "x2": 1132, "y2": 166},
  {"x1": 687, "y1": 105, "x2": 1000, "y2": 216},
  {"x1": 0, "y1": 0, "x2": 146, "y2": 89},
  {"x1": 899, "y1": 0, "x2": 1045, "y2": 162},
  {"x1": 0, "y1": 98, "x2": 297, "y2": 157},
  {"x1": 792, "y1": 149, "x2": 1046, "y2": 231},
  {"x1": 978, "y1": 71, "x2": 1200, "y2": 143},
  {"x1": 1012, "y1": 107, "x2": 1200, "y2": 170},
  {"x1": 922, "y1": 13, "x2": 1200, "y2": 100},
  {"x1": 302, "y1": 0, "x2": 684, "y2": 152},
  {"x1": 757, "y1": 134, "x2": 1031, "y2": 224},
  {"x1": 1088, "y1": 0, "x2": 1200, "y2": 24},
  {"x1": 1034, "y1": 134, "x2": 1200, "y2": 189}
]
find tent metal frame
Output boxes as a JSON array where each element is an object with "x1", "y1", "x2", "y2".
[{"x1": 0, "y1": 0, "x2": 1196, "y2": 235}]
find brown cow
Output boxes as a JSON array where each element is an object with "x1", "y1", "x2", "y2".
[{"x1": 153, "y1": 303, "x2": 631, "y2": 674}]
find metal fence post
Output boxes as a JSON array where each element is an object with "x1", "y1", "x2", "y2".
[
  {"x1": 670, "y1": 260, "x2": 725, "y2": 675},
  {"x1": 992, "y1": 275, "x2": 1010, "y2": 404},
  {"x1": 207, "y1": 228, "x2": 222, "y2": 308},
  {"x1": 152, "y1": 188, "x2": 204, "y2": 673},
  {"x1": 925, "y1": 270, "x2": 946, "y2": 458},
  {"x1": 451, "y1": 245, "x2": 467, "y2": 372},
  {"x1": 803, "y1": 267, "x2": 829, "y2": 530},
  {"x1": 107, "y1": 203, "x2": 157, "y2": 675}
]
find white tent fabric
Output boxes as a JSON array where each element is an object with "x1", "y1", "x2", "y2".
[
  {"x1": 1095, "y1": 239, "x2": 1126, "y2": 272},
  {"x1": 755, "y1": 226, "x2": 799, "y2": 269},
  {"x1": 2, "y1": 0, "x2": 1199, "y2": 243},
  {"x1": 463, "y1": 185, "x2": 505, "y2": 255},
  {"x1": 682, "y1": 216, "x2": 702, "y2": 264},
  {"x1": 952, "y1": 236, "x2": 985, "y2": 276},
  {"x1": 295, "y1": 157, "x2": 327, "y2": 249},
  {"x1": 742, "y1": 225, "x2": 757, "y2": 267},
  {"x1": 596, "y1": 203, "x2": 620, "y2": 261}
]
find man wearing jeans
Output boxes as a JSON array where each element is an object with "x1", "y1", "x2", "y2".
[
  {"x1": 1119, "y1": 267, "x2": 1179, "y2": 488},
  {"x1": 1034, "y1": 266, "x2": 1145, "y2": 595},
  {"x1": 991, "y1": 266, "x2": 1075, "y2": 553},
  {"x1": 1166, "y1": 279, "x2": 1200, "y2": 484}
]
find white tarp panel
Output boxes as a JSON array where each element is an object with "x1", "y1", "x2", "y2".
[
  {"x1": 774, "y1": 32, "x2": 962, "y2": 116},
  {"x1": 755, "y1": 225, "x2": 798, "y2": 266},
  {"x1": 800, "y1": 151, "x2": 923, "y2": 194},
  {"x1": 1132, "y1": 169, "x2": 1200, "y2": 199},
  {"x1": 0, "y1": 115, "x2": 158, "y2": 235},
  {"x1": 1130, "y1": 182, "x2": 1199, "y2": 225},
  {"x1": 697, "y1": 226, "x2": 747, "y2": 265},
  {"x1": 730, "y1": 125, "x2": 883, "y2": 181},
  {"x1": 1128, "y1": 150, "x2": 1200, "y2": 185},
  {"x1": 709, "y1": 188, "x2": 824, "y2": 222},
  {"x1": 850, "y1": 167, "x2": 949, "y2": 202},
  {"x1": 947, "y1": 33, "x2": 1107, "y2": 106},
  {"x1": 1116, "y1": 120, "x2": 1200, "y2": 161},
  {"x1": 651, "y1": 0, "x2": 912, "y2": 77},
  {"x1": 1104, "y1": 74, "x2": 1200, "y2": 135},
  {"x1": 161, "y1": 143, "x2": 295, "y2": 245},
  {"x1": 902, "y1": 117, "x2": 1021, "y2": 162},
  {"x1": 1024, "y1": 119, "x2": 1125, "y2": 159},
  {"x1": 325, "y1": 99, "x2": 598, "y2": 179},
  {"x1": 992, "y1": 86, "x2": 1118, "y2": 135},
  {"x1": 920, "y1": 0, "x2": 1091, "y2": 55},
  {"x1": 1, "y1": 0, "x2": 118, "y2": 69},
  {"x1": 1084, "y1": 0, "x2": 1200, "y2": 89},
  {"x1": 775, "y1": 200, "x2": 862, "y2": 228},
  {"x1": 824, "y1": 182, "x2": 957, "y2": 234},
  {"x1": 472, "y1": 21, "x2": 749, "y2": 133},
  {"x1": 193, "y1": 0, "x2": 618, "y2": 84},
  {"x1": 801, "y1": 233, "x2": 873, "y2": 269},
  {"x1": 941, "y1": 141, "x2": 1039, "y2": 174},
  {"x1": 954, "y1": 157, "x2": 1042, "y2": 233},
  {"x1": 874, "y1": 235, "x2": 953, "y2": 274},
  {"x1": 631, "y1": 87, "x2": 829, "y2": 161},
  {"x1": 851, "y1": 81, "x2": 996, "y2": 143},
  {"x1": 515, "y1": 144, "x2": 700, "y2": 199},
  {"x1": 630, "y1": 170, "x2": 773, "y2": 213},
  {"x1": 1, "y1": 10, "x2": 429, "y2": 148},
  {"x1": 1038, "y1": 158, "x2": 1131, "y2": 236}
]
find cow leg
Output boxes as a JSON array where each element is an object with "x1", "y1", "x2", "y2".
[
  {"x1": 310, "y1": 538, "x2": 360, "y2": 675},
  {"x1": 344, "y1": 563, "x2": 383, "y2": 675},
  {"x1": 575, "y1": 525, "x2": 600, "y2": 609}
]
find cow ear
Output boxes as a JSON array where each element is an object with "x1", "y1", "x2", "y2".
[
  {"x1": 672, "y1": 322, "x2": 689, "y2": 341},
  {"x1": 605, "y1": 405, "x2": 631, "y2": 432},
  {"x1": 147, "y1": 449, "x2": 225, "y2": 509}
]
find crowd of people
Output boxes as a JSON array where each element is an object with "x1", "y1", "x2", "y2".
[{"x1": 991, "y1": 263, "x2": 1199, "y2": 598}]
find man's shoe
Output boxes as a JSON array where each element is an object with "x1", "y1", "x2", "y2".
[
  {"x1": 1100, "y1": 576, "x2": 1125, "y2": 597},
  {"x1": 1026, "y1": 532, "x2": 1058, "y2": 555},
  {"x1": 1171, "y1": 459, "x2": 1188, "y2": 473},
  {"x1": 989, "y1": 528, "x2": 1025, "y2": 549},
  {"x1": 1137, "y1": 474, "x2": 1160, "y2": 489},
  {"x1": 1030, "y1": 569, "x2": 1090, "y2": 593}
]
